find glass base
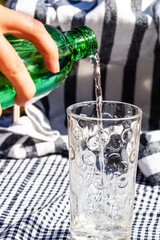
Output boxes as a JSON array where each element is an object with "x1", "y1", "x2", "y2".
[{"x1": 70, "y1": 226, "x2": 131, "y2": 240}]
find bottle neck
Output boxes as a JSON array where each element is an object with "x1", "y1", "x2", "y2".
[{"x1": 64, "y1": 26, "x2": 98, "y2": 61}]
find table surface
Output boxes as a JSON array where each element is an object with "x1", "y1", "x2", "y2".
[{"x1": 0, "y1": 154, "x2": 160, "y2": 240}]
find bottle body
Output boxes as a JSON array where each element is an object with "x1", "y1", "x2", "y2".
[{"x1": 0, "y1": 25, "x2": 97, "y2": 109}]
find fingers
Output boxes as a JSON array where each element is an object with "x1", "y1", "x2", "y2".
[
  {"x1": 0, "y1": 5, "x2": 59, "y2": 73},
  {"x1": 0, "y1": 105, "x2": 2, "y2": 116},
  {"x1": 0, "y1": 34, "x2": 36, "y2": 106},
  {"x1": 0, "y1": 5, "x2": 60, "y2": 109}
]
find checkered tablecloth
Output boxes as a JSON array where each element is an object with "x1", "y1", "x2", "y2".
[{"x1": 0, "y1": 154, "x2": 159, "y2": 240}]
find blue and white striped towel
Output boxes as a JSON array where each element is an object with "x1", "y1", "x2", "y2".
[{"x1": 6, "y1": 0, "x2": 160, "y2": 132}]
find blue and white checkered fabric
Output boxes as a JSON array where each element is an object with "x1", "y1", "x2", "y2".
[
  {"x1": 0, "y1": 155, "x2": 70, "y2": 239},
  {"x1": 0, "y1": 155, "x2": 160, "y2": 239},
  {"x1": 133, "y1": 169, "x2": 160, "y2": 239}
]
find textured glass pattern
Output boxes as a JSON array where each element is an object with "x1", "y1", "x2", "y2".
[{"x1": 67, "y1": 101, "x2": 142, "y2": 240}]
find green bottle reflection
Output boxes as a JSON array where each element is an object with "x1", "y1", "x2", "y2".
[{"x1": 0, "y1": 25, "x2": 98, "y2": 109}]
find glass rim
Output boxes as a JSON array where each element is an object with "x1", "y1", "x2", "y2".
[{"x1": 67, "y1": 100, "x2": 143, "y2": 121}]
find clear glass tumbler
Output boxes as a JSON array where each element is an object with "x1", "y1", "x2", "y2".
[{"x1": 67, "y1": 101, "x2": 142, "y2": 240}]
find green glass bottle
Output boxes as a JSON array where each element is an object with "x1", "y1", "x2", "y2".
[{"x1": 0, "y1": 25, "x2": 97, "y2": 109}]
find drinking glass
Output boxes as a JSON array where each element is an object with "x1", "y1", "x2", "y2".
[{"x1": 67, "y1": 101, "x2": 142, "y2": 240}]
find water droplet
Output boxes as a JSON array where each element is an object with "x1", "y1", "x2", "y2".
[{"x1": 82, "y1": 150, "x2": 96, "y2": 166}]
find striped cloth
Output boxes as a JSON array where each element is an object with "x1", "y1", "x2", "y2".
[
  {"x1": 0, "y1": 99, "x2": 68, "y2": 159},
  {"x1": 5, "y1": 0, "x2": 160, "y2": 131}
]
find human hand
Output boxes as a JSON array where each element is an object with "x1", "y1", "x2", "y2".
[{"x1": 0, "y1": 5, "x2": 59, "y2": 115}]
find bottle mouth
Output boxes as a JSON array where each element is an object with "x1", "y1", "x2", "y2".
[
  {"x1": 64, "y1": 26, "x2": 98, "y2": 60},
  {"x1": 74, "y1": 26, "x2": 98, "y2": 59},
  {"x1": 78, "y1": 26, "x2": 98, "y2": 48}
]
